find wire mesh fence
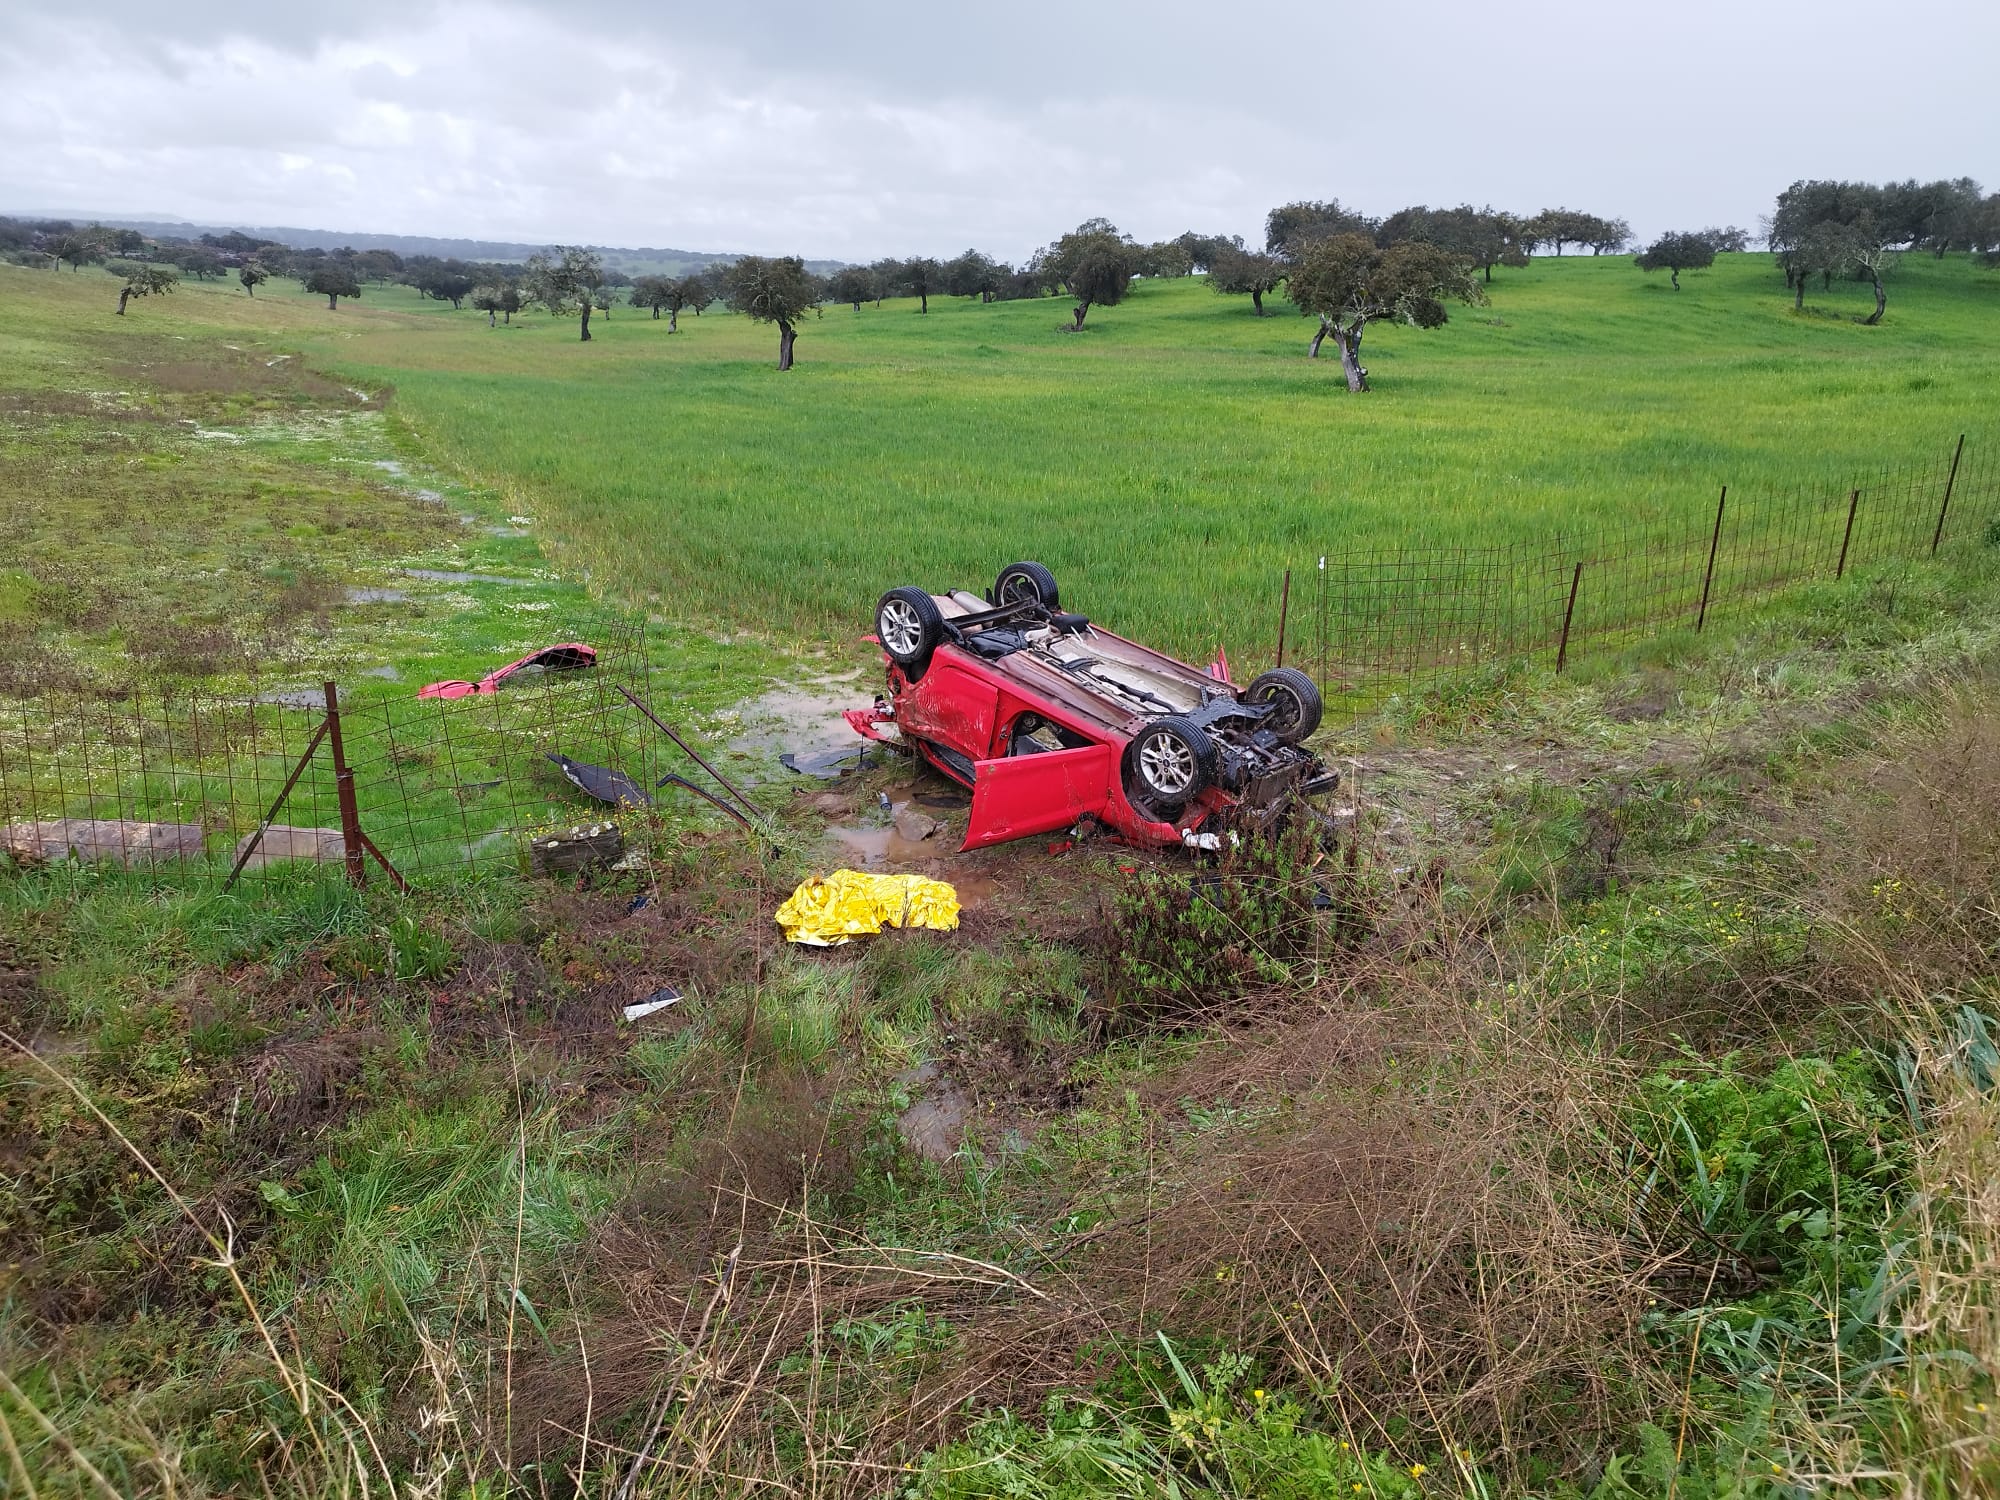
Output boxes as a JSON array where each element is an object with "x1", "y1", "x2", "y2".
[
  {"x1": 0, "y1": 625, "x2": 700, "y2": 889},
  {"x1": 1303, "y1": 436, "x2": 1997, "y2": 726}
]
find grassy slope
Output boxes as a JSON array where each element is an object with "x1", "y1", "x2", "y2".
[
  {"x1": 258, "y1": 252, "x2": 2000, "y2": 659},
  {"x1": 6, "y1": 258, "x2": 2000, "y2": 1498}
]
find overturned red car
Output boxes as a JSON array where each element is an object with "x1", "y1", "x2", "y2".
[{"x1": 847, "y1": 561, "x2": 1337, "y2": 852}]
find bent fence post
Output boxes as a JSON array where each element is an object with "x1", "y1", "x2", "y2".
[
  {"x1": 1932, "y1": 433, "x2": 1966, "y2": 555},
  {"x1": 222, "y1": 717, "x2": 330, "y2": 893},
  {"x1": 1696, "y1": 486, "x2": 1726, "y2": 632},
  {"x1": 324, "y1": 682, "x2": 367, "y2": 888},
  {"x1": 1837, "y1": 489, "x2": 1861, "y2": 580},
  {"x1": 1556, "y1": 561, "x2": 1583, "y2": 673}
]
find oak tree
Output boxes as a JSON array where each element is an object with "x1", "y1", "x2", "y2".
[
  {"x1": 719, "y1": 255, "x2": 821, "y2": 369},
  {"x1": 1287, "y1": 234, "x2": 1483, "y2": 392},
  {"x1": 826, "y1": 266, "x2": 877, "y2": 310},
  {"x1": 1634, "y1": 231, "x2": 1716, "y2": 289},
  {"x1": 1265, "y1": 200, "x2": 1377, "y2": 256},
  {"x1": 524, "y1": 245, "x2": 605, "y2": 341},
  {"x1": 113, "y1": 263, "x2": 177, "y2": 315},
  {"x1": 893, "y1": 256, "x2": 941, "y2": 313},
  {"x1": 472, "y1": 283, "x2": 522, "y2": 325},
  {"x1": 238, "y1": 261, "x2": 268, "y2": 296},
  {"x1": 304, "y1": 264, "x2": 363, "y2": 310},
  {"x1": 1207, "y1": 247, "x2": 1286, "y2": 315}
]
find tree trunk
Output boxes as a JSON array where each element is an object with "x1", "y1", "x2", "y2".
[
  {"x1": 327, "y1": 293, "x2": 338, "y2": 310},
  {"x1": 1070, "y1": 302, "x2": 1088, "y2": 330},
  {"x1": 117, "y1": 288, "x2": 130, "y2": 315},
  {"x1": 1484, "y1": 263, "x2": 1493, "y2": 282},
  {"x1": 777, "y1": 320, "x2": 796, "y2": 370},
  {"x1": 1308, "y1": 321, "x2": 1328, "y2": 358},
  {"x1": 579, "y1": 304, "x2": 592, "y2": 342},
  {"x1": 1670, "y1": 267, "x2": 1680, "y2": 290},
  {"x1": 504, "y1": 310, "x2": 512, "y2": 324},
  {"x1": 851, "y1": 299, "x2": 862, "y2": 312},
  {"x1": 1334, "y1": 324, "x2": 1368, "y2": 392},
  {"x1": 651, "y1": 305, "x2": 660, "y2": 319},
  {"x1": 1250, "y1": 288, "x2": 1264, "y2": 316},
  {"x1": 1864, "y1": 273, "x2": 1885, "y2": 325},
  {"x1": 488, "y1": 309, "x2": 496, "y2": 326},
  {"x1": 668, "y1": 307, "x2": 679, "y2": 333},
  {"x1": 1794, "y1": 276, "x2": 1806, "y2": 311},
  {"x1": 919, "y1": 291, "x2": 928, "y2": 314}
]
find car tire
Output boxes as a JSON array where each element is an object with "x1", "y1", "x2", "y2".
[
  {"x1": 1124, "y1": 715, "x2": 1217, "y2": 810},
  {"x1": 993, "y1": 561, "x2": 1059, "y2": 610},
  {"x1": 1243, "y1": 667, "x2": 1322, "y2": 744},
  {"x1": 876, "y1": 587, "x2": 944, "y2": 675}
]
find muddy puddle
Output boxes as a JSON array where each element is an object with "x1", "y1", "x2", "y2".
[
  {"x1": 724, "y1": 674, "x2": 872, "y2": 782},
  {"x1": 823, "y1": 797, "x2": 998, "y2": 911},
  {"x1": 895, "y1": 1060, "x2": 970, "y2": 1162},
  {"x1": 402, "y1": 568, "x2": 534, "y2": 586}
]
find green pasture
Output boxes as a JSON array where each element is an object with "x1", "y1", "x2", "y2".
[{"x1": 280, "y1": 250, "x2": 2000, "y2": 661}]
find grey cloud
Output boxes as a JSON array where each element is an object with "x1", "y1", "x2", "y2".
[{"x1": 2, "y1": 1, "x2": 1995, "y2": 260}]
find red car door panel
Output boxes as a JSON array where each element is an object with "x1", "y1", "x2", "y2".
[
  {"x1": 962, "y1": 743, "x2": 1117, "y2": 851},
  {"x1": 899, "y1": 655, "x2": 1003, "y2": 758}
]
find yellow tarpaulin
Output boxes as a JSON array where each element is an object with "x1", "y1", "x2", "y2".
[{"x1": 774, "y1": 869, "x2": 961, "y2": 947}]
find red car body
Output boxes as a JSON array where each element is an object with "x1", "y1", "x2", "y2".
[
  {"x1": 418, "y1": 643, "x2": 597, "y2": 700},
  {"x1": 849, "y1": 575, "x2": 1333, "y2": 853}
]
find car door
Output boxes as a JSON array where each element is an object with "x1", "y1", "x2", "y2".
[{"x1": 962, "y1": 741, "x2": 1117, "y2": 850}]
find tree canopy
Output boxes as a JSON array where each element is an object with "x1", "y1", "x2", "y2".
[
  {"x1": 1287, "y1": 234, "x2": 1483, "y2": 392},
  {"x1": 891, "y1": 256, "x2": 942, "y2": 313},
  {"x1": 1265, "y1": 200, "x2": 1377, "y2": 257},
  {"x1": 238, "y1": 262, "x2": 268, "y2": 296},
  {"x1": 719, "y1": 255, "x2": 821, "y2": 369},
  {"x1": 471, "y1": 283, "x2": 523, "y2": 325},
  {"x1": 524, "y1": 245, "x2": 605, "y2": 341},
  {"x1": 1634, "y1": 231, "x2": 1717, "y2": 290},
  {"x1": 112, "y1": 263, "x2": 178, "y2": 315},
  {"x1": 1033, "y1": 220, "x2": 1138, "y2": 329},
  {"x1": 1207, "y1": 247, "x2": 1287, "y2": 315},
  {"x1": 303, "y1": 264, "x2": 363, "y2": 310},
  {"x1": 1526, "y1": 208, "x2": 1629, "y2": 256}
]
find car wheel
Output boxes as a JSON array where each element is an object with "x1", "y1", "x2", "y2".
[
  {"x1": 994, "y1": 560, "x2": 1059, "y2": 610},
  {"x1": 876, "y1": 587, "x2": 943, "y2": 674},
  {"x1": 1243, "y1": 668, "x2": 1322, "y2": 744},
  {"x1": 1124, "y1": 715, "x2": 1217, "y2": 809}
]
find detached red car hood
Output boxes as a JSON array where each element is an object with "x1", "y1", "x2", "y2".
[{"x1": 419, "y1": 643, "x2": 597, "y2": 699}]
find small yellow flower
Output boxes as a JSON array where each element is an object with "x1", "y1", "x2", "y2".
[
  {"x1": 1978, "y1": 1402, "x2": 1990, "y2": 1414},
  {"x1": 1253, "y1": 1389, "x2": 1265, "y2": 1402},
  {"x1": 1340, "y1": 1440, "x2": 1350, "y2": 1450},
  {"x1": 1770, "y1": 1462, "x2": 1783, "y2": 1474},
  {"x1": 1352, "y1": 1487, "x2": 1363, "y2": 1495},
  {"x1": 1410, "y1": 1463, "x2": 1427, "y2": 1478}
]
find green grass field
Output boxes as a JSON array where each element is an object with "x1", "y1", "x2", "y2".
[
  {"x1": 273, "y1": 251, "x2": 2000, "y2": 659},
  {"x1": 13, "y1": 254, "x2": 1997, "y2": 661}
]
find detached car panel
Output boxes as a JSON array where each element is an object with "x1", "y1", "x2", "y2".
[{"x1": 855, "y1": 565, "x2": 1335, "y2": 852}]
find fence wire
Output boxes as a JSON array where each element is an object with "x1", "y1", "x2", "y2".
[
  {"x1": 0, "y1": 624, "x2": 696, "y2": 887},
  {"x1": 1307, "y1": 438, "x2": 1995, "y2": 725}
]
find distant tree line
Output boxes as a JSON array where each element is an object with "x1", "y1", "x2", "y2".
[{"x1": 6, "y1": 170, "x2": 1993, "y2": 372}]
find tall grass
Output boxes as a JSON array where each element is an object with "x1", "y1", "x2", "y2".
[{"x1": 282, "y1": 254, "x2": 2000, "y2": 659}]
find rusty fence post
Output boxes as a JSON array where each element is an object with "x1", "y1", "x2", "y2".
[
  {"x1": 1931, "y1": 433, "x2": 1966, "y2": 555},
  {"x1": 1275, "y1": 568, "x2": 1292, "y2": 668},
  {"x1": 1556, "y1": 561, "x2": 1583, "y2": 673},
  {"x1": 1836, "y1": 488, "x2": 1861, "y2": 579},
  {"x1": 324, "y1": 681, "x2": 366, "y2": 888},
  {"x1": 1696, "y1": 486, "x2": 1726, "y2": 632}
]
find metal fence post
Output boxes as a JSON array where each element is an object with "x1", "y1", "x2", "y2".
[
  {"x1": 1931, "y1": 433, "x2": 1966, "y2": 554},
  {"x1": 1836, "y1": 488, "x2": 1860, "y2": 579},
  {"x1": 1696, "y1": 486, "x2": 1726, "y2": 631},
  {"x1": 1556, "y1": 561, "x2": 1583, "y2": 673},
  {"x1": 324, "y1": 681, "x2": 366, "y2": 888},
  {"x1": 1275, "y1": 568, "x2": 1292, "y2": 668}
]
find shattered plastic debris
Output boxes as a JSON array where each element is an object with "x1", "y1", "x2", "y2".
[
  {"x1": 623, "y1": 986, "x2": 682, "y2": 1021},
  {"x1": 775, "y1": 869, "x2": 961, "y2": 947}
]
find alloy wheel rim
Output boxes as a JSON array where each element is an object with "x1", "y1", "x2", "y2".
[
  {"x1": 1140, "y1": 734, "x2": 1195, "y2": 795},
  {"x1": 880, "y1": 599, "x2": 923, "y2": 657}
]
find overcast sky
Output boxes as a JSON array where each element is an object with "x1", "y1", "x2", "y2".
[{"x1": 2, "y1": 0, "x2": 1993, "y2": 262}]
